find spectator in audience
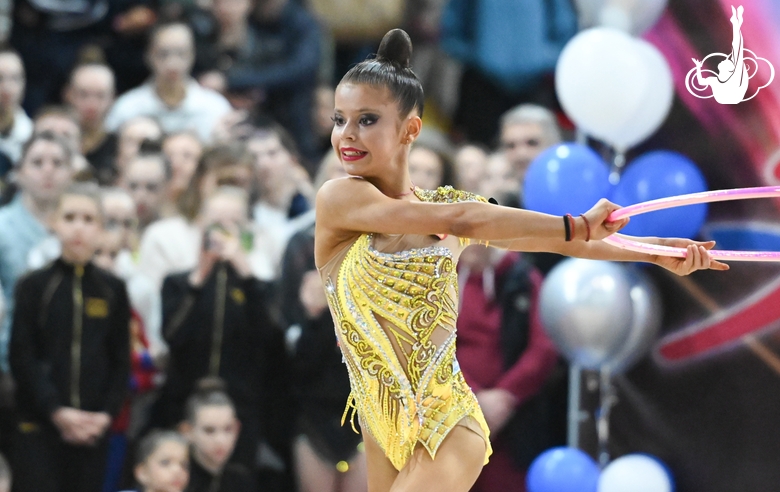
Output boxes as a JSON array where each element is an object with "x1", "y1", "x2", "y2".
[
  {"x1": 120, "y1": 151, "x2": 170, "y2": 234},
  {"x1": 499, "y1": 104, "x2": 563, "y2": 194},
  {"x1": 498, "y1": 104, "x2": 565, "y2": 274},
  {"x1": 312, "y1": 84, "x2": 335, "y2": 159},
  {"x1": 162, "y1": 131, "x2": 203, "y2": 218},
  {"x1": 105, "y1": 21, "x2": 232, "y2": 143},
  {"x1": 94, "y1": 228, "x2": 162, "y2": 492},
  {"x1": 481, "y1": 151, "x2": 520, "y2": 208},
  {"x1": 33, "y1": 106, "x2": 81, "y2": 156},
  {"x1": 247, "y1": 124, "x2": 313, "y2": 257},
  {"x1": 180, "y1": 378, "x2": 255, "y2": 492},
  {"x1": 282, "y1": 153, "x2": 365, "y2": 492},
  {"x1": 116, "y1": 116, "x2": 164, "y2": 178},
  {"x1": 102, "y1": 187, "x2": 140, "y2": 257},
  {"x1": 123, "y1": 430, "x2": 189, "y2": 492},
  {"x1": 214, "y1": 0, "x2": 321, "y2": 163},
  {"x1": 9, "y1": 183, "x2": 130, "y2": 492},
  {"x1": 0, "y1": 47, "x2": 32, "y2": 177},
  {"x1": 9, "y1": 0, "x2": 112, "y2": 115},
  {"x1": 453, "y1": 143, "x2": 489, "y2": 193},
  {"x1": 101, "y1": 187, "x2": 166, "y2": 359},
  {"x1": 157, "y1": 186, "x2": 281, "y2": 471},
  {"x1": 137, "y1": 143, "x2": 264, "y2": 290},
  {"x1": 64, "y1": 63, "x2": 118, "y2": 185},
  {"x1": 0, "y1": 132, "x2": 74, "y2": 371},
  {"x1": 408, "y1": 142, "x2": 454, "y2": 190},
  {"x1": 33, "y1": 106, "x2": 90, "y2": 174},
  {"x1": 441, "y1": 0, "x2": 576, "y2": 143},
  {"x1": 456, "y1": 243, "x2": 564, "y2": 492}
]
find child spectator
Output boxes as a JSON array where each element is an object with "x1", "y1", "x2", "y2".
[
  {"x1": 408, "y1": 142, "x2": 455, "y2": 190},
  {"x1": 453, "y1": 144, "x2": 489, "y2": 193},
  {"x1": 33, "y1": 106, "x2": 89, "y2": 174},
  {"x1": 101, "y1": 188, "x2": 165, "y2": 360},
  {"x1": 120, "y1": 151, "x2": 171, "y2": 234},
  {"x1": 102, "y1": 187, "x2": 140, "y2": 259},
  {"x1": 0, "y1": 132, "x2": 74, "y2": 371},
  {"x1": 180, "y1": 378, "x2": 255, "y2": 492},
  {"x1": 64, "y1": 63, "x2": 118, "y2": 186},
  {"x1": 105, "y1": 21, "x2": 231, "y2": 143},
  {"x1": 0, "y1": 47, "x2": 32, "y2": 177},
  {"x1": 9, "y1": 182, "x2": 131, "y2": 492},
  {"x1": 116, "y1": 117, "x2": 164, "y2": 180},
  {"x1": 122, "y1": 430, "x2": 189, "y2": 492},
  {"x1": 162, "y1": 132, "x2": 203, "y2": 218}
]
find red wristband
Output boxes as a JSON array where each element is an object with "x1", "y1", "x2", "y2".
[{"x1": 579, "y1": 214, "x2": 591, "y2": 242}]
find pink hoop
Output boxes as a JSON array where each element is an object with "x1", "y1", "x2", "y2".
[{"x1": 604, "y1": 186, "x2": 780, "y2": 261}]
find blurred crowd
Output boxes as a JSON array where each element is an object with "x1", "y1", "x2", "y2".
[{"x1": 0, "y1": 0, "x2": 580, "y2": 491}]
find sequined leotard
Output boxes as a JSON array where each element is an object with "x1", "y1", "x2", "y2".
[{"x1": 319, "y1": 186, "x2": 492, "y2": 471}]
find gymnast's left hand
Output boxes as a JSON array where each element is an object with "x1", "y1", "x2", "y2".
[{"x1": 652, "y1": 239, "x2": 730, "y2": 275}]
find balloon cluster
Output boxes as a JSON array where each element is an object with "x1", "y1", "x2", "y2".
[
  {"x1": 528, "y1": 448, "x2": 674, "y2": 492},
  {"x1": 557, "y1": 0, "x2": 671, "y2": 153},
  {"x1": 524, "y1": 145, "x2": 708, "y2": 241}
]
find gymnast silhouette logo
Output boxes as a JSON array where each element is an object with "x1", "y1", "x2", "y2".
[{"x1": 685, "y1": 5, "x2": 774, "y2": 104}]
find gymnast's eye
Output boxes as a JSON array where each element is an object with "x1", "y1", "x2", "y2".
[{"x1": 359, "y1": 114, "x2": 378, "y2": 126}]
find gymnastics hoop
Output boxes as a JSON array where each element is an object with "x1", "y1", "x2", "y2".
[{"x1": 604, "y1": 186, "x2": 780, "y2": 261}]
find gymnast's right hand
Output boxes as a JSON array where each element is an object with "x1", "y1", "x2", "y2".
[{"x1": 581, "y1": 198, "x2": 630, "y2": 241}]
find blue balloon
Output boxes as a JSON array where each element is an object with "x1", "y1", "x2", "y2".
[
  {"x1": 611, "y1": 151, "x2": 708, "y2": 238},
  {"x1": 527, "y1": 447, "x2": 600, "y2": 492},
  {"x1": 523, "y1": 144, "x2": 611, "y2": 216}
]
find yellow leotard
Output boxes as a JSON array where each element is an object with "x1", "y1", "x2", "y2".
[{"x1": 319, "y1": 186, "x2": 492, "y2": 471}]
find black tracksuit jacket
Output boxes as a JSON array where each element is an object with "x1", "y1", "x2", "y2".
[{"x1": 9, "y1": 258, "x2": 131, "y2": 422}]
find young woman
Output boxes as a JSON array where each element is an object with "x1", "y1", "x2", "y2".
[{"x1": 314, "y1": 29, "x2": 729, "y2": 492}]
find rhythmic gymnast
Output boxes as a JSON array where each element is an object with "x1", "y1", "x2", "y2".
[{"x1": 314, "y1": 28, "x2": 728, "y2": 492}]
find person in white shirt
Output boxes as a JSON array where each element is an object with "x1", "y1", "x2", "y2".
[
  {"x1": 0, "y1": 48, "x2": 32, "y2": 174},
  {"x1": 105, "y1": 21, "x2": 231, "y2": 143}
]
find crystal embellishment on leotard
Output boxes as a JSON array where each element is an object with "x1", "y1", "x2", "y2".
[{"x1": 322, "y1": 186, "x2": 492, "y2": 471}]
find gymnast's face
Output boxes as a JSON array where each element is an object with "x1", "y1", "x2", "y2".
[{"x1": 331, "y1": 83, "x2": 417, "y2": 179}]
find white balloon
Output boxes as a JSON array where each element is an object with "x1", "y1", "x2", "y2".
[
  {"x1": 607, "y1": 40, "x2": 674, "y2": 152},
  {"x1": 575, "y1": 0, "x2": 668, "y2": 35},
  {"x1": 555, "y1": 28, "x2": 674, "y2": 152},
  {"x1": 599, "y1": 454, "x2": 673, "y2": 492},
  {"x1": 556, "y1": 28, "x2": 649, "y2": 146}
]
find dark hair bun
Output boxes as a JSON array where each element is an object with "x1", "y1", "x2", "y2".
[
  {"x1": 195, "y1": 376, "x2": 227, "y2": 395},
  {"x1": 377, "y1": 29, "x2": 413, "y2": 68}
]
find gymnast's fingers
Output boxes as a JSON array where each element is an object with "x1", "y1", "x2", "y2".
[
  {"x1": 699, "y1": 245, "x2": 711, "y2": 269},
  {"x1": 710, "y1": 259, "x2": 730, "y2": 271}
]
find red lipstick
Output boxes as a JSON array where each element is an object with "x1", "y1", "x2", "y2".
[{"x1": 340, "y1": 147, "x2": 368, "y2": 161}]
